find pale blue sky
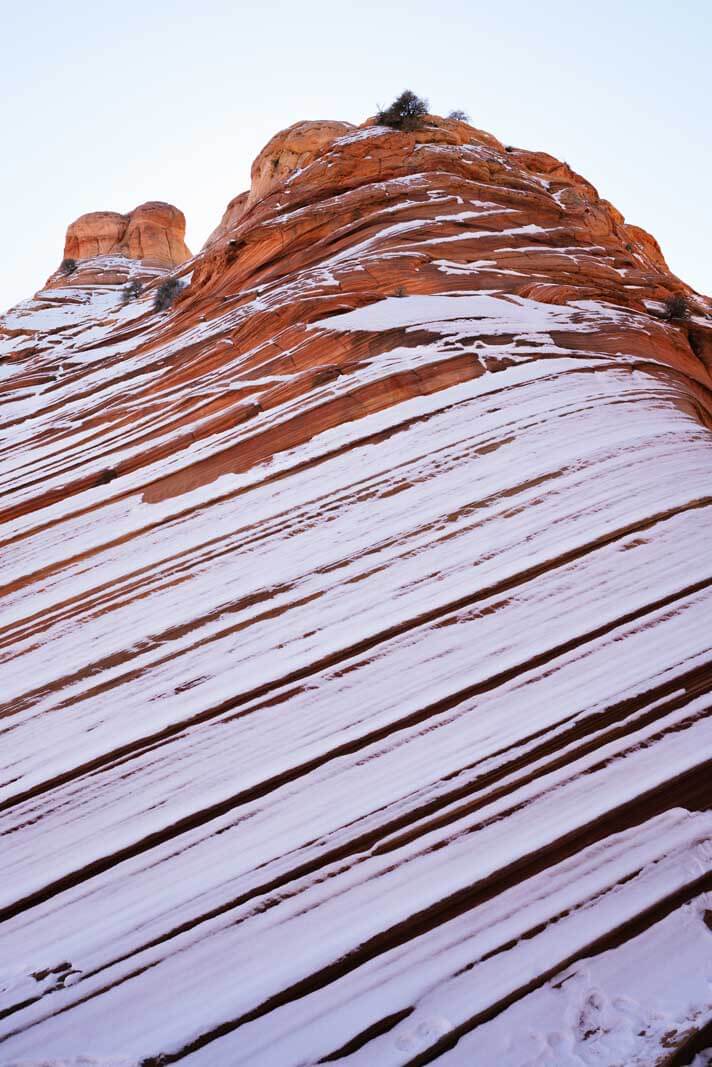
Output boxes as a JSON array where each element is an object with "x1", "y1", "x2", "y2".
[{"x1": 1, "y1": 0, "x2": 710, "y2": 311}]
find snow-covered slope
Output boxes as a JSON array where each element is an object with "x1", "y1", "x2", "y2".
[{"x1": 1, "y1": 115, "x2": 711, "y2": 1066}]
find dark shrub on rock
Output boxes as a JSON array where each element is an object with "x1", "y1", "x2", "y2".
[
  {"x1": 154, "y1": 278, "x2": 182, "y2": 312},
  {"x1": 376, "y1": 91, "x2": 429, "y2": 132},
  {"x1": 662, "y1": 293, "x2": 689, "y2": 322},
  {"x1": 122, "y1": 280, "x2": 142, "y2": 304}
]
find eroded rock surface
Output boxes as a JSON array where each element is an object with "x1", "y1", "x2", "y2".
[
  {"x1": 247, "y1": 118, "x2": 354, "y2": 208},
  {"x1": 61, "y1": 200, "x2": 191, "y2": 270},
  {"x1": 0, "y1": 113, "x2": 711, "y2": 1067}
]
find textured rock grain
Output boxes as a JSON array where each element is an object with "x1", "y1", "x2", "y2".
[
  {"x1": 0, "y1": 114, "x2": 711, "y2": 1067},
  {"x1": 61, "y1": 200, "x2": 191, "y2": 270}
]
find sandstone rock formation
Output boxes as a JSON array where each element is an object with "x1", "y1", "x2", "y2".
[
  {"x1": 1, "y1": 113, "x2": 711, "y2": 1067},
  {"x1": 246, "y1": 118, "x2": 354, "y2": 207},
  {"x1": 203, "y1": 189, "x2": 249, "y2": 248},
  {"x1": 204, "y1": 121, "x2": 355, "y2": 249},
  {"x1": 62, "y1": 200, "x2": 191, "y2": 268},
  {"x1": 63, "y1": 210, "x2": 128, "y2": 260}
]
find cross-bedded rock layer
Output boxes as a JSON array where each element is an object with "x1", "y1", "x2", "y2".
[{"x1": 0, "y1": 114, "x2": 711, "y2": 1066}]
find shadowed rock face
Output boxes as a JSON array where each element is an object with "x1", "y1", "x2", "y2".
[
  {"x1": 62, "y1": 200, "x2": 191, "y2": 269},
  {"x1": 1, "y1": 115, "x2": 711, "y2": 1066}
]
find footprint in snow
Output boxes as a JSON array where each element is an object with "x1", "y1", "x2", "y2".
[{"x1": 395, "y1": 1013, "x2": 453, "y2": 1052}]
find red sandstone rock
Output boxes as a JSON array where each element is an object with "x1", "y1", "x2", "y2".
[
  {"x1": 203, "y1": 191, "x2": 249, "y2": 248},
  {"x1": 246, "y1": 119, "x2": 354, "y2": 208},
  {"x1": 62, "y1": 200, "x2": 191, "y2": 268},
  {"x1": 1, "y1": 112, "x2": 711, "y2": 1067},
  {"x1": 62, "y1": 211, "x2": 128, "y2": 260}
]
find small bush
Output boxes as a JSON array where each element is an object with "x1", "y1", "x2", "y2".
[
  {"x1": 393, "y1": 286, "x2": 407, "y2": 298},
  {"x1": 662, "y1": 293, "x2": 689, "y2": 322},
  {"x1": 122, "y1": 280, "x2": 142, "y2": 304},
  {"x1": 154, "y1": 278, "x2": 182, "y2": 312},
  {"x1": 447, "y1": 109, "x2": 469, "y2": 122},
  {"x1": 376, "y1": 90, "x2": 429, "y2": 132},
  {"x1": 60, "y1": 258, "x2": 77, "y2": 276}
]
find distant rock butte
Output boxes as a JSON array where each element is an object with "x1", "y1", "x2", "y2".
[{"x1": 61, "y1": 200, "x2": 191, "y2": 269}]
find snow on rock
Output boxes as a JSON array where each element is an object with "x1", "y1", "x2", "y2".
[
  {"x1": 0, "y1": 112, "x2": 711, "y2": 1066},
  {"x1": 435, "y1": 894, "x2": 712, "y2": 1067},
  {"x1": 316, "y1": 290, "x2": 634, "y2": 337}
]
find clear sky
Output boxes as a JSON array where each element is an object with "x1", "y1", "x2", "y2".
[{"x1": 2, "y1": 0, "x2": 710, "y2": 312}]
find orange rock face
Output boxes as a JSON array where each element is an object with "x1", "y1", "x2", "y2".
[
  {"x1": 1, "y1": 114, "x2": 711, "y2": 1065},
  {"x1": 62, "y1": 200, "x2": 191, "y2": 268},
  {"x1": 246, "y1": 119, "x2": 354, "y2": 207},
  {"x1": 203, "y1": 190, "x2": 249, "y2": 248},
  {"x1": 62, "y1": 210, "x2": 128, "y2": 259}
]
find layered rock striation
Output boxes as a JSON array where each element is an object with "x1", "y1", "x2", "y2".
[{"x1": 0, "y1": 112, "x2": 711, "y2": 1066}]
